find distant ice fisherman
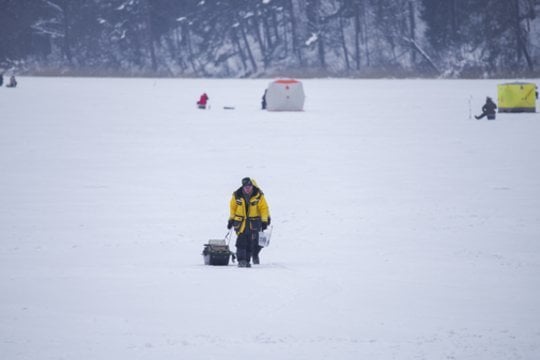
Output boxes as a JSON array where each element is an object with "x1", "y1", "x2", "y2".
[
  {"x1": 5, "y1": 75, "x2": 17, "y2": 88},
  {"x1": 197, "y1": 92, "x2": 209, "y2": 109},
  {"x1": 475, "y1": 97, "x2": 497, "y2": 120}
]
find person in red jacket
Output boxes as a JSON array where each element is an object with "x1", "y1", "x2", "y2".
[{"x1": 197, "y1": 93, "x2": 209, "y2": 109}]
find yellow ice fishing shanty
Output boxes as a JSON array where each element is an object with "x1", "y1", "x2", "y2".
[{"x1": 497, "y1": 82, "x2": 537, "y2": 113}]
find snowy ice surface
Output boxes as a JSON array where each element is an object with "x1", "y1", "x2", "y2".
[{"x1": 1, "y1": 77, "x2": 539, "y2": 360}]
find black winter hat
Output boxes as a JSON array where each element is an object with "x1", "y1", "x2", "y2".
[{"x1": 242, "y1": 177, "x2": 253, "y2": 186}]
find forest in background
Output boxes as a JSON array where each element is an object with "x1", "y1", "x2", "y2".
[{"x1": 1, "y1": 0, "x2": 540, "y2": 78}]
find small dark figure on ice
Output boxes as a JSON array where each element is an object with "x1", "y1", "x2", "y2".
[
  {"x1": 475, "y1": 97, "x2": 497, "y2": 120},
  {"x1": 6, "y1": 75, "x2": 17, "y2": 88},
  {"x1": 197, "y1": 92, "x2": 209, "y2": 109},
  {"x1": 261, "y1": 89, "x2": 267, "y2": 110},
  {"x1": 227, "y1": 177, "x2": 270, "y2": 268}
]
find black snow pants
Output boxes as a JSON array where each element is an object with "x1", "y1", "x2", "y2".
[{"x1": 236, "y1": 228, "x2": 261, "y2": 264}]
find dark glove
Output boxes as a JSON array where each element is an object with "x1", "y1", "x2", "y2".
[
  {"x1": 227, "y1": 219, "x2": 233, "y2": 229},
  {"x1": 261, "y1": 221, "x2": 268, "y2": 231}
]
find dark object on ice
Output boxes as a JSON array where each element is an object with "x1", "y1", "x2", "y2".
[
  {"x1": 475, "y1": 97, "x2": 497, "y2": 120},
  {"x1": 202, "y1": 239, "x2": 235, "y2": 266},
  {"x1": 261, "y1": 89, "x2": 267, "y2": 110},
  {"x1": 238, "y1": 260, "x2": 251, "y2": 268},
  {"x1": 6, "y1": 75, "x2": 17, "y2": 88}
]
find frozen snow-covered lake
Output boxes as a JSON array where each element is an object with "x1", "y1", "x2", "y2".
[{"x1": 1, "y1": 77, "x2": 539, "y2": 359}]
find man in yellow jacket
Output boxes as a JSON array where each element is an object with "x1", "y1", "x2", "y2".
[{"x1": 227, "y1": 177, "x2": 270, "y2": 267}]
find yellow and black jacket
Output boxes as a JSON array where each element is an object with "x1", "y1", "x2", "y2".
[{"x1": 229, "y1": 186, "x2": 269, "y2": 234}]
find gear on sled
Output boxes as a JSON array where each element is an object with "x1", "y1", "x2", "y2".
[{"x1": 202, "y1": 231, "x2": 236, "y2": 266}]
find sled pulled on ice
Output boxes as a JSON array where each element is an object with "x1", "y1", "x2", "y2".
[{"x1": 202, "y1": 239, "x2": 235, "y2": 266}]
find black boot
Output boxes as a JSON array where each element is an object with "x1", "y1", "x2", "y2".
[
  {"x1": 236, "y1": 248, "x2": 247, "y2": 264},
  {"x1": 252, "y1": 244, "x2": 262, "y2": 265}
]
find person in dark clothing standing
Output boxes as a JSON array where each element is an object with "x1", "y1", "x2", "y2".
[
  {"x1": 475, "y1": 97, "x2": 497, "y2": 120},
  {"x1": 227, "y1": 177, "x2": 270, "y2": 268},
  {"x1": 261, "y1": 89, "x2": 267, "y2": 110}
]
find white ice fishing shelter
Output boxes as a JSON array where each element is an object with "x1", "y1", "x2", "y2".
[{"x1": 266, "y1": 79, "x2": 305, "y2": 111}]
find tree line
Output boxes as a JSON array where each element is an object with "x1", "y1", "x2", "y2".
[{"x1": 0, "y1": 0, "x2": 538, "y2": 77}]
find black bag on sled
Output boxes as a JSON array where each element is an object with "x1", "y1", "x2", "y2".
[{"x1": 202, "y1": 239, "x2": 235, "y2": 266}]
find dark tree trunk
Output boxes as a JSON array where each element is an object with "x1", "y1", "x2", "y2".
[
  {"x1": 60, "y1": 2, "x2": 73, "y2": 64},
  {"x1": 240, "y1": 21, "x2": 258, "y2": 73},
  {"x1": 339, "y1": 15, "x2": 350, "y2": 72},
  {"x1": 142, "y1": 0, "x2": 157, "y2": 71},
  {"x1": 231, "y1": 27, "x2": 249, "y2": 72},
  {"x1": 409, "y1": 1, "x2": 416, "y2": 64},
  {"x1": 354, "y1": 1, "x2": 361, "y2": 70},
  {"x1": 252, "y1": 16, "x2": 268, "y2": 68},
  {"x1": 289, "y1": 0, "x2": 305, "y2": 66}
]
